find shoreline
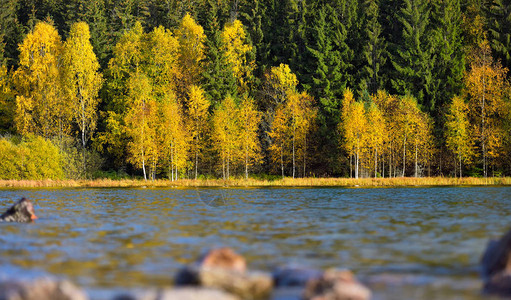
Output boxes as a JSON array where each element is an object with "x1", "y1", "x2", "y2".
[{"x1": 0, "y1": 177, "x2": 509, "y2": 188}]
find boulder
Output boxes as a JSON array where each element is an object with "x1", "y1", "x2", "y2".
[
  {"x1": 483, "y1": 272, "x2": 511, "y2": 296},
  {"x1": 272, "y1": 266, "x2": 323, "y2": 287},
  {"x1": 175, "y1": 248, "x2": 273, "y2": 299},
  {"x1": 0, "y1": 278, "x2": 87, "y2": 300},
  {"x1": 112, "y1": 287, "x2": 240, "y2": 300},
  {"x1": 481, "y1": 228, "x2": 511, "y2": 295},
  {"x1": 198, "y1": 248, "x2": 247, "y2": 273},
  {"x1": 303, "y1": 269, "x2": 371, "y2": 300}
]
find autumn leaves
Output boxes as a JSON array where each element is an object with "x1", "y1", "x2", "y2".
[
  {"x1": 340, "y1": 90, "x2": 433, "y2": 179},
  {"x1": 447, "y1": 40, "x2": 509, "y2": 178},
  {"x1": 98, "y1": 15, "x2": 263, "y2": 180},
  {"x1": 339, "y1": 36, "x2": 510, "y2": 179},
  {"x1": 6, "y1": 11, "x2": 510, "y2": 180},
  {"x1": 266, "y1": 64, "x2": 316, "y2": 179},
  {"x1": 13, "y1": 21, "x2": 102, "y2": 175}
]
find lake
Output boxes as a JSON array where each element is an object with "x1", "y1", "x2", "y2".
[{"x1": 0, "y1": 186, "x2": 509, "y2": 299}]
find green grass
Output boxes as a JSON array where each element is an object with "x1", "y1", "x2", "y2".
[{"x1": 0, "y1": 176, "x2": 509, "y2": 188}]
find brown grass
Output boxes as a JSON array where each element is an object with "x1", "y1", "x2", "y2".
[{"x1": 0, "y1": 177, "x2": 509, "y2": 188}]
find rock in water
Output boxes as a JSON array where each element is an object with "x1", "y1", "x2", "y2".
[
  {"x1": 0, "y1": 278, "x2": 87, "y2": 300},
  {"x1": 0, "y1": 198, "x2": 38, "y2": 222},
  {"x1": 481, "y1": 228, "x2": 511, "y2": 295},
  {"x1": 303, "y1": 269, "x2": 371, "y2": 300},
  {"x1": 175, "y1": 247, "x2": 273, "y2": 299}
]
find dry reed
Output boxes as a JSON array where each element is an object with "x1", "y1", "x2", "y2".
[{"x1": 0, "y1": 177, "x2": 509, "y2": 188}]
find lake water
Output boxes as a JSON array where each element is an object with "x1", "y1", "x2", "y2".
[{"x1": 0, "y1": 187, "x2": 509, "y2": 299}]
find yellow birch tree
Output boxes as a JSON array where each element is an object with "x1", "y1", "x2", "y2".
[
  {"x1": 340, "y1": 88, "x2": 367, "y2": 178},
  {"x1": 268, "y1": 105, "x2": 290, "y2": 178},
  {"x1": 264, "y1": 63, "x2": 298, "y2": 105},
  {"x1": 411, "y1": 111, "x2": 434, "y2": 177},
  {"x1": 286, "y1": 91, "x2": 317, "y2": 178},
  {"x1": 145, "y1": 26, "x2": 180, "y2": 98},
  {"x1": 221, "y1": 20, "x2": 255, "y2": 93},
  {"x1": 158, "y1": 93, "x2": 190, "y2": 181},
  {"x1": 265, "y1": 64, "x2": 299, "y2": 177},
  {"x1": 187, "y1": 85, "x2": 210, "y2": 179},
  {"x1": 97, "y1": 22, "x2": 144, "y2": 165},
  {"x1": 175, "y1": 13, "x2": 206, "y2": 95},
  {"x1": 395, "y1": 95, "x2": 419, "y2": 177},
  {"x1": 465, "y1": 40, "x2": 508, "y2": 177},
  {"x1": 212, "y1": 95, "x2": 239, "y2": 179},
  {"x1": 365, "y1": 101, "x2": 386, "y2": 177},
  {"x1": 124, "y1": 71, "x2": 158, "y2": 180},
  {"x1": 238, "y1": 95, "x2": 261, "y2": 179},
  {"x1": 62, "y1": 21, "x2": 103, "y2": 170},
  {"x1": 13, "y1": 21, "x2": 70, "y2": 139},
  {"x1": 445, "y1": 96, "x2": 475, "y2": 177},
  {"x1": 342, "y1": 100, "x2": 366, "y2": 179},
  {"x1": 295, "y1": 92, "x2": 317, "y2": 177},
  {"x1": 373, "y1": 91, "x2": 401, "y2": 177}
]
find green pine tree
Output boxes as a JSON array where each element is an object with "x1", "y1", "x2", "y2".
[
  {"x1": 63, "y1": 0, "x2": 111, "y2": 69},
  {"x1": 201, "y1": 1, "x2": 237, "y2": 107},
  {"x1": 307, "y1": 5, "x2": 344, "y2": 109},
  {"x1": 305, "y1": 2, "x2": 355, "y2": 175},
  {"x1": 361, "y1": 0, "x2": 387, "y2": 94},
  {"x1": 488, "y1": 0, "x2": 511, "y2": 73},
  {"x1": 239, "y1": 0, "x2": 265, "y2": 79},
  {"x1": 0, "y1": 0, "x2": 24, "y2": 68},
  {"x1": 430, "y1": 0, "x2": 465, "y2": 114},
  {"x1": 391, "y1": 0, "x2": 435, "y2": 112}
]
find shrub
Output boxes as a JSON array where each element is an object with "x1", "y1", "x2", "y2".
[
  {"x1": 0, "y1": 138, "x2": 20, "y2": 179},
  {"x1": 0, "y1": 135, "x2": 64, "y2": 180}
]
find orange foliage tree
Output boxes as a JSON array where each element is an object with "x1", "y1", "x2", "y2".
[
  {"x1": 267, "y1": 64, "x2": 317, "y2": 178},
  {"x1": 445, "y1": 95, "x2": 475, "y2": 177},
  {"x1": 465, "y1": 40, "x2": 509, "y2": 177}
]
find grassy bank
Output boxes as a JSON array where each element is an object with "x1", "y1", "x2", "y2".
[{"x1": 0, "y1": 176, "x2": 510, "y2": 188}]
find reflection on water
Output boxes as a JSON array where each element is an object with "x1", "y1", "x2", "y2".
[{"x1": 0, "y1": 186, "x2": 510, "y2": 299}]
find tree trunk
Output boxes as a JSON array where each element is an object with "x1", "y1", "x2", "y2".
[
  {"x1": 142, "y1": 156, "x2": 147, "y2": 181},
  {"x1": 281, "y1": 146, "x2": 284, "y2": 179},
  {"x1": 483, "y1": 141, "x2": 487, "y2": 178},
  {"x1": 355, "y1": 144, "x2": 359, "y2": 179},
  {"x1": 227, "y1": 150, "x2": 230, "y2": 180},
  {"x1": 414, "y1": 142, "x2": 418, "y2": 178},
  {"x1": 454, "y1": 154, "x2": 457, "y2": 178},
  {"x1": 382, "y1": 151, "x2": 385, "y2": 178},
  {"x1": 195, "y1": 138, "x2": 198, "y2": 180},
  {"x1": 402, "y1": 134, "x2": 407, "y2": 177},
  {"x1": 350, "y1": 154, "x2": 352, "y2": 178},
  {"x1": 171, "y1": 143, "x2": 174, "y2": 181},
  {"x1": 460, "y1": 155, "x2": 463, "y2": 178},
  {"x1": 374, "y1": 149, "x2": 378, "y2": 178},
  {"x1": 222, "y1": 150, "x2": 226, "y2": 180},
  {"x1": 303, "y1": 133, "x2": 307, "y2": 178},
  {"x1": 245, "y1": 145, "x2": 249, "y2": 180},
  {"x1": 292, "y1": 130, "x2": 296, "y2": 179}
]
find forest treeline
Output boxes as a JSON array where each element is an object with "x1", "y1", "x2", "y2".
[{"x1": 0, "y1": 0, "x2": 510, "y2": 180}]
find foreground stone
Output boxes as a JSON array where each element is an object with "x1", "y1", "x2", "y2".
[
  {"x1": 303, "y1": 269, "x2": 371, "y2": 300},
  {"x1": 272, "y1": 266, "x2": 323, "y2": 287},
  {"x1": 199, "y1": 247, "x2": 247, "y2": 273},
  {"x1": 481, "y1": 228, "x2": 511, "y2": 295},
  {"x1": 175, "y1": 248, "x2": 273, "y2": 299},
  {"x1": 0, "y1": 278, "x2": 88, "y2": 300},
  {"x1": 113, "y1": 287, "x2": 240, "y2": 300}
]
